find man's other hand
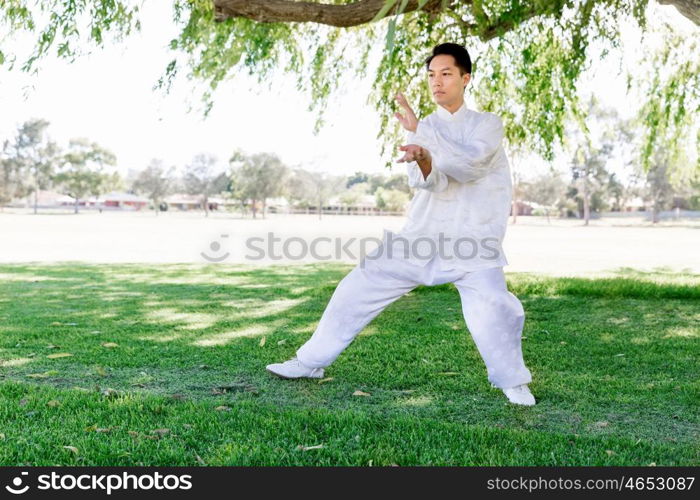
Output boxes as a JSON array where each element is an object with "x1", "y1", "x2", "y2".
[
  {"x1": 398, "y1": 144, "x2": 430, "y2": 163},
  {"x1": 394, "y1": 92, "x2": 418, "y2": 132}
]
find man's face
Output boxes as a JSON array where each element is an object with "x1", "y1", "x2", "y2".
[{"x1": 427, "y1": 54, "x2": 471, "y2": 108}]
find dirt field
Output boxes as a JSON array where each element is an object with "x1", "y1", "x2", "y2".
[{"x1": 1, "y1": 209, "x2": 698, "y2": 276}]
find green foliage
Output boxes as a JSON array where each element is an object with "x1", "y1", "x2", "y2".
[
  {"x1": 635, "y1": 22, "x2": 700, "y2": 176},
  {"x1": 0, "y1": 0, "x2": 140, "y2": 72}
]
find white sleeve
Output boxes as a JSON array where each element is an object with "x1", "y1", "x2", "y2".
[
  {"x1": 405, "y1": 160, "x2": 448, "y2": 192},
  {"x1": 408, "y1": 113, "x2": 504, "y2": 183},
  {"x1": 404, "y1": 125, "x2": 448, "y2": 193}
]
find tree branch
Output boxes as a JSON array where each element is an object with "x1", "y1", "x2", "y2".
[
  {"x1": 213, "y1": 0, "x2": 700, "y2": 28},
  {"x1": 657, "y1": 0, "x2": 700, "y2": 25},
  {"x1": 213, "y1": 0, "x2": 450, "y2": 27},
  {"x1": 478, "y1": 4, "x2": 544, "y2": 41},
  {"x1": 212, "y1": 0, "x2": 555, "y2": 42}
]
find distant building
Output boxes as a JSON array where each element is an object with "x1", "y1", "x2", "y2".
[
  {"x1": 96, "y1": 191, "x2": 149, "y2": 210},
  {"x1": 624, "y1": 197, "x2": 646, "y2": 211},
  {"x1": 164, "y1": 193, "x2": 226, "y2": 211},
  {"x1": 265, "y1": 197, "x2": 290, "y2": 214},
  {"x1": 164, "y1": 194, "x2": 203, "y2": 211},
  {"x1": 9, "y1": 190, "x2": 76, "y2": 208},
  {"x1": 510, "y1": 200, "x2": 533, "y2": 216},
  {"x1": 325, "y1": 194, "x2": 380, "y2": 214}
]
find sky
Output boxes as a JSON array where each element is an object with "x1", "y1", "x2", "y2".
[{"x1": 0, "y1": 1, "x2": 695, "y2": 181}]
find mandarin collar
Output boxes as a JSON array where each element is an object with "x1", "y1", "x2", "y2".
[{"x1": 436, "y1": 101, "x2": 468, "y2": 122}]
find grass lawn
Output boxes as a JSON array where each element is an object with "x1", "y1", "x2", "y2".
[{"x1": 0, "y1": 263, "x2": 697, "y2": 466}]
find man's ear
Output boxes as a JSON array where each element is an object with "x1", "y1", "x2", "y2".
[{"x1": 463, "y1": 73, "x2": 471, "y2": 89}]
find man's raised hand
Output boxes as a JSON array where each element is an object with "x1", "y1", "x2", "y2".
[{"x1": 394, "y1": 92, "x2": 418, "y2": 133}]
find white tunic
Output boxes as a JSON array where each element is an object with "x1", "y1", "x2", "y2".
[{"x1": 383, "y1": 102, "x2": 513, "y2": 272}]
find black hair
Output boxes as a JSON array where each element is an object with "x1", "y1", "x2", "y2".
[{"x1": 425, "y1": 43, "x2": 472, "y2": 75}]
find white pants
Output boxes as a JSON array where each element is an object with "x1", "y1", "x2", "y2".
[{"x1": 296, "y1": 253, "x2": 532, "y2": 389}]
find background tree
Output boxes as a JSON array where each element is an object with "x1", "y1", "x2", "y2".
[
  {"x1": 570, "y1": 144, "x2": 614, "y2": 224},
  {"x1": 521, "y1": 171, "x2": 568, "y2": 223},
  {"x1": 644, "y1": 153, "x2": 674, "y2": 223},
  {"x1": 641, "y1": 145, "x2": 693, "y2": 223},
  {"x1": 339, "y1": 182, "x2": 370, "y2": 211},
  {"x1": 510, "y1": 166, "x2": 525, "y2": 224},
  {"x1": 229, "y1": 151, "x2": 288, "y2": 219},
  {"x1": 183, "y1": 153, "x2": 229, "y2": 217},
  {"x1": 132, "y1": 159, "x2": 175, "y2": 216},
  {"x1": 346, "y1": 171, "x2": 369, "y2": 189},
  {"x1": 382, "y1": 172, "x2": 412, "y2": 194},
  {"x1": 287, "y1": 169, "x2": 346, "y2": 220},
  {"x1": 284, "y1": 168, "x2": 315, "y2": 212},
  {"x1": 0, "y1": 141, "x2": 28, "y2": 209},
  {"x1": 566, "y1": 97, "x2": 620, "y2": 225},
  {"x1": 1, "y1": 119, "x2": 60, "y2": 214},
  {"x1": 102, "y1": 171, "x2": 126, "y2": 193},
  {"x1": 375, "y1": 186, "x2": 409, "y2": 212},
  {"x1": 53, "y1": 138, "x2": 116, "y2": 214}
]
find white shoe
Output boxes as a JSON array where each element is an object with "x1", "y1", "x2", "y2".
[
  {"x1": 266, "y1": 357, "x2": 325, "y2": 379},
  {"x1": 502, "y1": 384, "x2": 536, "y2": 406}
]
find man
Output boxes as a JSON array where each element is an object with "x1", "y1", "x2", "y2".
[{"x1": 266, "y1": 43, "x2": 535, "y2": 406}]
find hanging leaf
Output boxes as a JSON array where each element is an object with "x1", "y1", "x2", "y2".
[
  {"x1": 385, "y1": 17, "x2": 397, "y2": 56},
  {"x1": 370, "y1": 0, "x2": 398, "y2": 23}
]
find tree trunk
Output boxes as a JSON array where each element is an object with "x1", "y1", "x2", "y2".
[
  {"x1": 33, "y1": 187, "x2": 38, "y2": 214},
  {"x1": 74, "y1": 198, "x2": 79, "y2": 214},
  {"x1": 511, "y1": 168, "x2": 518, "y2": 224},
  {"x1": 652, "y1": 200, "x2": 661, "y2": 223},
  {"x1": 262, "y1": 199, "x2": 266, "y2": 219},
  {"x1": 582, "y1": 179, "x2": 590, "y2": 226}
]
